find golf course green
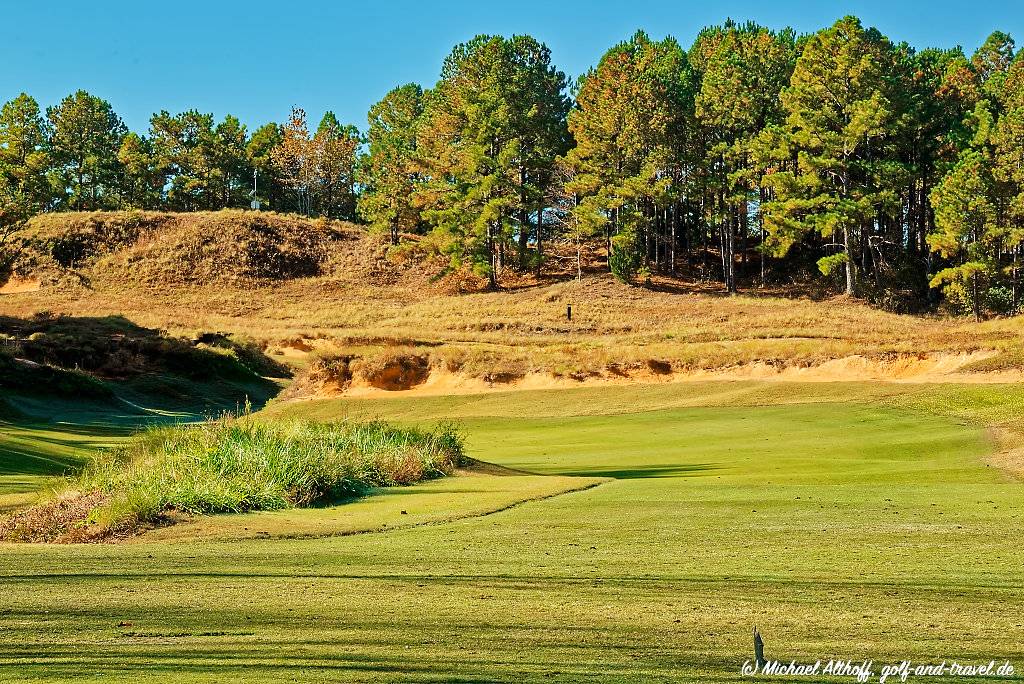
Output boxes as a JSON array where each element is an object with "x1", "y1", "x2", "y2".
[{"x1": 0, "y1": 381, "x2": 1021, "y2": 682}]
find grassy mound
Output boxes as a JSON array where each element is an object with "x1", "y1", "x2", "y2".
[
  {"x1": 10, "y1": 210, "x2": 355, "y2": 286},
  {"x1": 0, "y1": 418, "x2": 464, "y2": 542},
  {"x1": 5, "y1": 209, "x2": 462, "y2": 295}
]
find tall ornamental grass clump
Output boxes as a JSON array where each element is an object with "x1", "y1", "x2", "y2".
[{"x1": 78, "y1": 418, "x2": 463, "y2": 528}]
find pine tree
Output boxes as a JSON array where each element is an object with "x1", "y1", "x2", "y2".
[
  {"x1": 760, "y1": 17, "x2": 901, "y2": 296},
  {"x1": 693, "y1": 22, "x2": 795, "y2": 291},
  {"x1": 116, "y1": 132, "x2": 161, "y2": 209},
  {"x1": 0, "y1": 93, "x2": 51, "y2": 219},
  {"x1": 416, "y1": 35, "x2": 569, "y2": 288},
  {"x1": 928, "y1": 150, "x2": 1001, "y2": 320},
  {"x1": 358, "y1": 84, "x2": 425, "y2": 244},
  {"x1": 565, "y1": 31, "x2": 692, "y2": 283},
  {"x1": 211, "y1": 115, "x2": 251, "y2": 209},
  {"x1": 46, "y1": 90, "x2": 126, "y2": 210},
  {"x1": 149, "y1": 110, "x2": 217, "y2": 210},
  {"x1": 992, "y1": 55, "x2": 1024, "y2": 307},
  {"x1": 247, "y1": 123, "x2": 285, "y2": 209}
]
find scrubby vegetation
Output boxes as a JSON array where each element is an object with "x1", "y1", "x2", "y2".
[
  {"x1": 0, "y1": 417, "x2": 463, "y2": 542},
  {"x1": 0, "y1": 312, "x2": 289, "y2": 418},
  {"x1": 8, "y1": 211, "x2": 350, "y2": 286},
  {"x1": 0, "y1": 345, "x2": 114, "y2": 398}
]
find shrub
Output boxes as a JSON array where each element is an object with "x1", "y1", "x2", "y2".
[
  {"x1": 936, "y1": 282, "x2": 1018, "y2": 318},
  {"x1": 609, "y1": 230, "x2": 642, "y2": 283},
  {"x1": 0, "y1": 314, "x2": 284, "y2": 385},
  {"x1": 985, "y1": 286, "x2": 1018, "y2": 316},
  {"x1": 938, "y1": 280, "x2": 974, "y2": 317}
]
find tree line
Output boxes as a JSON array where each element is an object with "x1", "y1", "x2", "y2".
[
  {"x1": 0, "y1": 93, "x2": 360, "y2": 220},
  {"x1": 2, "y1": 16, "x2": 1024, "y2": 317}
]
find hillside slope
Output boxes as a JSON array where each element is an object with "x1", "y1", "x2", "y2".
[
  {"x1": 6, "y1": 210, "x2": 442, "y2": 289},
  {"x1": 4, "y1": 210, "x2": 1024, "y2": 395}
]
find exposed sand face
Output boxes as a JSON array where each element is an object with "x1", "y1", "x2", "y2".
[
  {"x1": 287, "y1": 350, "x2": 1022, "y2": 400},
  {"x1": 680, "y1": 351, "x2": 1011, "y2": 383}
]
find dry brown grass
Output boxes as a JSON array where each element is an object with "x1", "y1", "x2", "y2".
[
  {"x1": 12, "y1": 210, "x2": 354, "y2": 286},
  {"x1": 4, "y1": 210, "x2": 1024, "y2": 390},
  {"x1": 0, "y1": 491, "x2": 112, "y2": 543}
]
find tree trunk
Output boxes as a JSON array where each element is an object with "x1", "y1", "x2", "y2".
[
  {"x1": 1013, "y1": 245, "x2": 1019, "y2": 310},
  {"x1": 517, "y1": 166, "x2": 529, "y2": 270},
  {"x1": 535, "y1": 205, "x2": 545, "y2": 277},
  {"x1": 488, "y1": 222, "x2": 498, "y2": 290},
  {"x1": 720, "y1": 202, "x2": 736, "y2": 294},
  {"x1": 728, "y1": 213, "x2": 736, "y2": 293},
  {"x1": 518, "y1": 207, "x2": 529, "y2": 271},
  {"x1": 760, "y1": 186, "x2": 767, "y2": 288},
  {"x1": 740, "y1": 201, "x2": 748, "y2": 277},
  {"x1": 608, "y1": 207, "x2": 616, "y2": 272},
  {"x1": 973, "y1": 272, "x2": 981, "y2": 322},
  {"x1": 843, "y1": 225, "x2": 856, "y2": 296},
  {"x1": 576, "y1": 235, "x2": 582, "y2": 282},
  {"x1": 670, "y1": 205, "x2": 677, "y2": 276}
]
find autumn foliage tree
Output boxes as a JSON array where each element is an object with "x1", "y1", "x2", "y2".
[
  {"x1": 271, "y1": 107, "x2": 359, "y2": 219},
  {"x1": 310, "y1": 112, "x2": 360, "y2": 220}
]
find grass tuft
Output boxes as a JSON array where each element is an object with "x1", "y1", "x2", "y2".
[{"x1": 1, "y1": 417, "x2": 463, "y2": 542}]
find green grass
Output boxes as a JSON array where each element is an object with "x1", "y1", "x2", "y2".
[
  {"x1": 2, "y1": 419, "x2": 464, "y2": 542},
  {"x1": 144, "y1": 471, "x2": 602, "y2": 542},
  {"x1": 0, "y1": 381, "x2": 1022, "y2": 681},
  {"x1": 0, "y1": 394, "x2": 191, "y2": 503},
  {"x1": 0, "y1": 350, "x2": 284, "y2": 503}
]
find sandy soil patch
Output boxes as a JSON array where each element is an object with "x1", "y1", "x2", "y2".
[{"x1": 0, "y1": 277, "x2": 42, "y2": 294}]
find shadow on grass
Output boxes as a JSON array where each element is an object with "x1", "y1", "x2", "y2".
[
  {"x1": 0, "y1": 624, "x2": 710, "y2": 681},
  {"x1": 558, "y1": 464, "x2": 719, "y2": 479},
  {"x1": 0, "y1": 313, "x2": 294, "y2": 482}
]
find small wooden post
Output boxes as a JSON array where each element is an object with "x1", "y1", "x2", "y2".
[
  {"x1": 753, "y1": 626, "x2": 766, "y2": 668},
  {"x1": 566, "y1": 305, "x2": 572, "y2": 322}
]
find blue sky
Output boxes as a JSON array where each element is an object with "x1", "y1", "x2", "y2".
[{"x1": 2, "y1": 1, "x2": 1021, "y2": 133}]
